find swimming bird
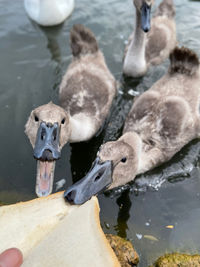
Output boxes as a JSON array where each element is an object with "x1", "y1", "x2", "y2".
[
  {"x1": 25, "y1": 24, "x2": 116, "y2": 197},
  {"x1": 65, "y1": 46, "x2": 200, "y2": 204},
  {"x1": 24, "y1": 0, "x2": 74, "y2": 26},
  {"x1": 123, "y1": 0, "x2": 176, "y2": 77}
]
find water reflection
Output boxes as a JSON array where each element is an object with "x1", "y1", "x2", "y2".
[
  {"x1": 115, "y1": 190, "x2": 132, "y2": 238},
  {"x1": 39, "y1": 23, "x2": 65, "y2": 94},
  {"x1": 40, "y1": 24, "x2": 63, "y2": 64},
  {"x1": 70, "y1": 129, "x2": 107, "y2": 183}
]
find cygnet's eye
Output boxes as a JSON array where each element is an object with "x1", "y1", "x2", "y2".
[
  {"x1": 61, "y1": 118, "x2": 65, "y2": 125},
  {"x1": 121, "y1": 157, "x2": 127, "y2": 163},
  {"x1": 34, "y1": 115, "x2": 39, "y2": 122}
]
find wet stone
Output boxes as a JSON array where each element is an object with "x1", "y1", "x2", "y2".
[
  {"x1": 106, "y1": 234, "x2": 139, "y2": 266},
  {"x1": 150, "y1": 253, "x2": 200, "y2": 267}
]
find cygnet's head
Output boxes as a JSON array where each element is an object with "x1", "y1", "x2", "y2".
[
  {"x1": 25, "y1": 102, "x2": 71, "y2": 197},
  {"x1": 64, "y1": 132, "x2": 141, "y2": 204},
  {"x1": 133, "y1": 0, "x2": 154, "y2": 32}
]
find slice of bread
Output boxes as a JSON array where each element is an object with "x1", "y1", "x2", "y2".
[{"x1": 0, "y1": 192, "x2": 120, "y2": 267}]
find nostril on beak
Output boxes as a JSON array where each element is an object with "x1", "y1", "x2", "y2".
[
  {"x1": 41, "y1": 128, "x2": 46, "y2": 141},
  {"x1": 65, "y1": 190, "x2": 76, "y2": 204},
  {"x1": 53, "y1": 128, "x2": 57, "y2": 141}
]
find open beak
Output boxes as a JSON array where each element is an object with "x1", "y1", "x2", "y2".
[
  {"x1": 64, "y1": 157, "x2": 113, "y2": 205},
  {"x1": 34, "y1": 122, "x2": 61, "y2": 197},
  {"x1": 141, "y1": 2, "x2": 151, "y2": 32}
]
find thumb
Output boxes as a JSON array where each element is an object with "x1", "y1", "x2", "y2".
[{"x1": 0, "y1": 248, "x2": 23, "y2": 267}]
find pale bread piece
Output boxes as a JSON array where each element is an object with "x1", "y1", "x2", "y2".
[{"x1": 0, "y1": 192, "x2": 120, "y2": 267}]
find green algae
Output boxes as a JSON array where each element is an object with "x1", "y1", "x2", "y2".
[
  {"x1": 106, "y1": 234, "x2": 139, "y2": 266},
  {"x1": 150, "y1": 253, "x2": 200, "y2": 267}
]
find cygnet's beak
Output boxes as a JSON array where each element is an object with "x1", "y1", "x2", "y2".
[
  {"x1": 141, "y1": 2, "x2": 151, "y2": 32},
  {"x1": 64, "y1": 157, "x2": 113, "y2": 205},
  {"x1": 33, "y1": 122, "x2": 61, "y2": 197},
  {"x1": 34, "y1": 122, "x2": 61, "y2": 160}
]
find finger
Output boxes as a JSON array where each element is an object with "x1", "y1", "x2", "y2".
[{"x1": 0, "y1": 248, "x2": 23, "y2": 267}]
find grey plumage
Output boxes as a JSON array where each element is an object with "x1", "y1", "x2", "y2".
[
  {"x1": 98, "y1": 47, "x2": 200, "y2": 189},
  {"x1": 70, "y1": 24, "x2": 98, "y2": 57}
]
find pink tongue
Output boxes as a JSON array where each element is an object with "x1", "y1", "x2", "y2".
[
  {"x1": 39, "y1": 161, "x2": 51, "y2": 191},
  {"x1": 36, "y1": 160, "x2": 55, "y2": 197}
]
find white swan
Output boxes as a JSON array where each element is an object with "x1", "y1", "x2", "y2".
[{"x1": 24, "y1": 0, "x2": 74, "y2": 26}]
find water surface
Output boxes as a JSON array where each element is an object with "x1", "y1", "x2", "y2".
[{"x1": 0, "y1": 0, "x2": 200, "y2": 266}]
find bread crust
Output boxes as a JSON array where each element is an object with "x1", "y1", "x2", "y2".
[{"x1": 0, "y1": 193, "x2": 120, "y2": 267}]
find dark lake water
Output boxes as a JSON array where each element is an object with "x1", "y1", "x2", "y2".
[{"x1": 0, "y1": 0, "x2": 200, "y2": 266}]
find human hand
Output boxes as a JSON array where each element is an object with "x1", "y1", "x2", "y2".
[{"x1": 0, "y1": 248, "x2": 23, "y2": 267}]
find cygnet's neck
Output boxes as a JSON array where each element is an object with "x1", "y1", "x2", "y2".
[
  {"x1": 123, "y1": 9, "x2": 147, "y2": 77},
  {"x1": 133, "y1": 9, "x2": 146, "y2": 48},
  {"x1": 69, "y1": 114, "x2": 96, "y2": 143}
]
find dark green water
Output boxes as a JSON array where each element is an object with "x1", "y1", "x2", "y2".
[{"x1": 0, "y1": 0, "x2": 200, "y2": 266}]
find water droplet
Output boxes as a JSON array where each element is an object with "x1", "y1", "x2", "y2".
[
  {"x1": 105, "y1": 222, "x2": 110, "y2": 229},
  {"x1": 128, "y1": 89, "x2": 140, "y2": 97},
  {"x1": 136, "y1": 234, "x2": 142, "y2": 240}
]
